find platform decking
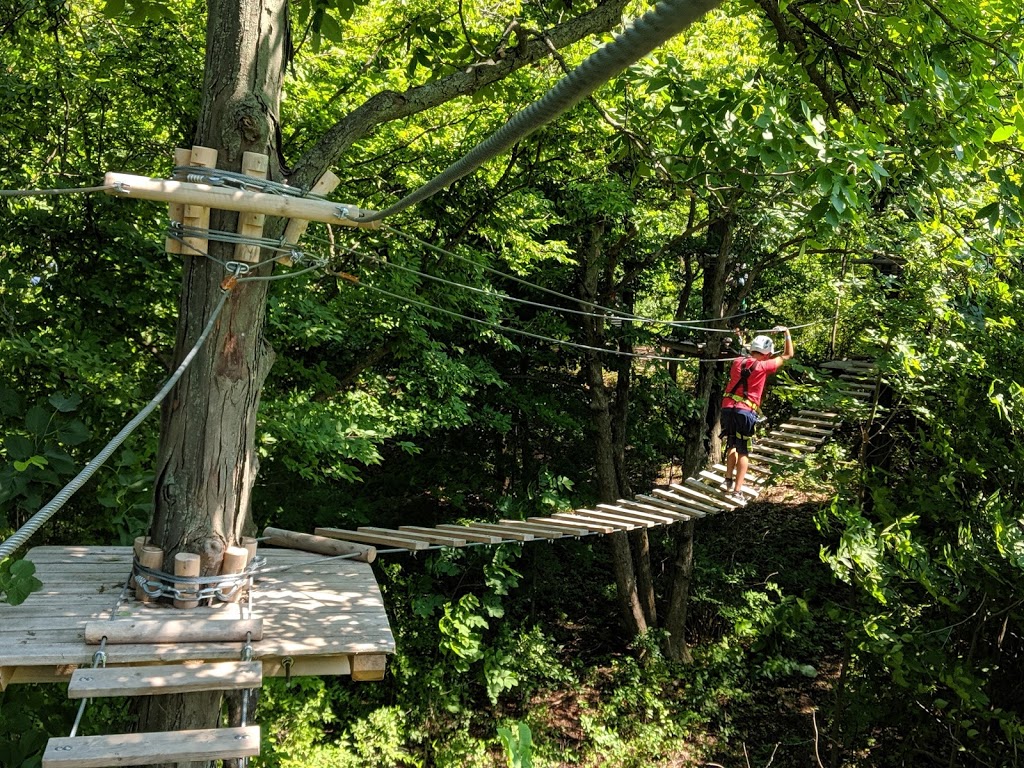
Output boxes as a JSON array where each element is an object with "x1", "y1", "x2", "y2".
[{"x1": 0, "y1": 546, "x2": 394, "y2": 690}]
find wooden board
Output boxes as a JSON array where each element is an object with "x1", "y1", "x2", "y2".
[
  {"x1": 406, "y1": 525, "x2": 503, "y2": 544},
  {"x1": 572, "y1": 508, "x2": 657, "y2": 529},
  {"x1": 42, "y1": 725, "x2": 260, "y2": 767},
  {"x1": 527, "y1": 516, "x2": 613, "y2": 534},
  {"x1": 552, "y1": 512, "x2": 638, "y2": 531},
  {"x1": 595, "y1": 503, "x2": 678, "y2": 525},
  {"x1": 84, "y1": 618, "x2": 263, "y2": 644},
  {"x1": 0, "y1": 547, "x2": 394, "y2": 688},
  {"x1": 359, "y1": 527, "x2": 467, "y2": 547},
  {"x1": 314, "y1": 527, "x2": 428, "y2": 551},
  {"x1": 641, "y1": 490, "x2": 717, "y2": 516},
  {"x1": 67, "y1": 660, "x2": 263, "y2": 699},
  {"x1": 698, "y1": 471, "x2": 759, "y2": 498},
  {"x1": 621, "y1": 498, "x2": 701, "y2": 520}
]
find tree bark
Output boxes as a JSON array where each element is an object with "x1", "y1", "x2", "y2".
[
  {"x1": 662, "y1": 217, "x2": 733, "y2": 661},
  {"x1": 138, "y1": 0, "x2": 288, "y2": 759},
  {"x1": 579, "y1": 221, "x2": 647, "y2": 638}
]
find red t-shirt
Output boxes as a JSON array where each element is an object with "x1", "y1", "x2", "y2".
[{"x1": 721, "y1": 356, "x2": 783, "y2": 411}]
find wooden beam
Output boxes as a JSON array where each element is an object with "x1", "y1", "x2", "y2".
[
  {"x1": 571, "y1": 508, "x2": 656, "y2": 528},
  {"x1": 350, "y1": 653, "x2": 387, "y2": 682},
  {"x1": 105, "y1": 172, "x2": 379, "y2": 229},
  {"x1": 165, "y1": 147, "x2": 191, "y2": 254},
  {"x1": 619, "y1": 498, "x2": 698, "y2": 520},
  {"x1": 396, "y1": 526, "x2": 480, "y2": 546},
  {"x1": 679, "y1": 479, "x2": 744, "y2": 509},
  {"x1": 68, "y1": 661, "x2": 263, "y2": 699},
  {"x1": 85, "y1": 618, "x2": 263, "y2": 645},
  {"x1": 42, "y1": 725, "x2": 260, "y2": 768},
  {"x1": 233, "y1": 151, "x2": 269, "y2": 263},
  {"x1": 279, "y1": 170, "x2": 341, "y2": 265},
  {"x1": 698, "y1": 470, "x2": 759, "y2": 498},
  {"x1": 262, "y1": 527, "x2": 376, "y2": 563}
]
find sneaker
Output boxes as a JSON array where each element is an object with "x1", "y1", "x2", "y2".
[{"x1": 725, "y1": 491, "x2": 747, "y2": 506}]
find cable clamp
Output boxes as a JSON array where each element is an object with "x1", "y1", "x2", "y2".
[
  {"x1": 224, "y1": 261, "x2": 251, "y2": 276},
  {"x1": 112, "y1": 181, "x2": 131, "y2": 194}
]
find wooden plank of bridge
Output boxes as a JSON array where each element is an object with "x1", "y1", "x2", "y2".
[
  {"x1": 437, "y1": 523, "x2": 534, "y2": 542},
  {"x1": 711, "y1": 462, "x2": 770, "y2": 482},
  {"x1": 698, "y1": 470, "x2": 759, "y2": 498},
  {"x1": 314, "y1": 528, "x2": 430, "y2": 551},
  {"x1": 634, "y1": 493, "x2": 711, "y2": 518},
  {"x1": 571, "y1": 508, "x2": 658, "y2": 528},
  {"x1": 494, "y1": 521, "x2": 565, "y2": 539},
  {"x1": 655, "y1": 485, "x2": 734, "y2": 512},
  {"x1": 820, "y1": 360, "x2": 876, "y2": 372},
  {"x1": 681, "y1": 478, "x2": 746, "y2": 508},
  {"x1": 503, "y1": 519, "x2": 586, "y2": 537},
  {"x1": 754, "y1": 444, "x2": 810, "y2": 460},
  {"x1": 553, "y1": 512, "x2": 639, "y2": 531},
  {"x1": 84, "y1": 618, "x2": 263, "y2": 645},
  {"x1": 403, "y1": 525, "x2": 503, "y2": 544},
  {"x1": 528, "y1": 516, "x2": 614, "y2": 534},
  {"x1": 799, "y1": 410, "x2": 840, "y2": 421},
  {"x1": 758, "y1": 437, "x2": 816, "y2": 452},
  {"x1": 596, "y1": 503, "x2": 679, "y2": 525},
  {"x1": 777, "y1": 422, "x2": 833, "y2": 436},
  {"x1": 618, "y1": 499, "x2": 694, "y2": 521},
  {"x1": 359, "y1": 527, "x2": 466, "y2": 547},
  {"x1": 42, "y1": 725, "x2": 260, "y2": 768},
  {"x1": 67, "y1": 661, "x2": 263, "y2": 699}
]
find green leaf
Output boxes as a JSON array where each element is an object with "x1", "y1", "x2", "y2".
[
  {"x1": 49, "y1": 392, "x2": 82, "y2": 413},
  {"x1": 4, "y1": 434, "x2": 35, "y2": 461},
  {"x1": 989, "y1": 124, "x2": 1015, "y2": 143},
  {"x1": 25, "y1": 405, "x2": 51, "y2": 437},
  {"x1": 103, "y1": 0, "x2": 126, "y2": 16}
]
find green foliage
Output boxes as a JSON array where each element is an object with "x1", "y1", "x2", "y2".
[
  {"x1": 0, "y1": 558, "x2": 43, "y2": 606},
  {"x1": 497, "y1": 722, "x2": 532, "y2": 768}
]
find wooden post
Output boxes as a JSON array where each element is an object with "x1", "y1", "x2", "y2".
[
  {"x1": 135, "y1": 545, "x2": 164, "y2": 604},
  {"x1": 132, "y1": 536, "x2": 151, "y2": 560},
  {"x1": 241, "y1": 536, "x2": 258, "y2": 565},
  {"x1": 181, "y1": 146, "x2": 218, "y2": 257},
  {"x1": 218, "y1": 546, "x2": 249, "y2": 602},
  {"x1": 233, "y1": 152, "x2": 269, "y2": 264},
  {"x1": 165, "y1": 147, "x2": 192, "y2": 254},
  {"x1": 173, "y1": 552, "x2": 201, "y2": 609},
  {"x1": 278, "y1": 170, "x2": 340, "y2": 266}
]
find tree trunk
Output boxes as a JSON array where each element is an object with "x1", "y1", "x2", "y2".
[
  {"x1": 579, "y1": 221, "x2": 647, "y2": 638},
  {"x1": 137, "y1": 0, "x2": 289, "y2": 760},
  {"x1": 662, "y1": 217, "x2": 733, "y2": 661}
]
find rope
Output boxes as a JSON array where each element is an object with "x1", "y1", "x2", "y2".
[
  {"x1": 0, "y1": 281, "x2": 236, "y2": 561},
  {"x1": 0, "y1": 184, "x2": 114, "y2": 197},
  {"x1": 356, "y1": 0, "x2": 724, "y2": 221}
]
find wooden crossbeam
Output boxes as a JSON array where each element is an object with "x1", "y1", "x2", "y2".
[
  {"x1": 68, "y1": 661, "x2": 263, "y2": 699},
  {"x1": 641, "y1": 491, "x2": 716, "y2": 517},
  {"x1": 42, "y1": 726, "x2": 260, "y2": 767},
  {"x1": 619, "y1": 499, "x2": 698, "y2": 520},
  {"x1": 573, "y1": 508, "x2": 657, "y2": 528},
  {"x1": 758, "y1": 438, "x2": 815, "y2": 452},
  {"x1": 396, "y1": 526, "x2": 477, "y2": 546},
  {"x1": 680, "y1": 479, "x2": 744, "y2": 509},
  {"x1": 85, "y1": 619, "x2": 263, "y2": 645},
  {"x1": 777, "y1": 422, "x2": 833, "y2": 436},
  {"x1": 653, "y1": 486, "x2": 730, "y2": 513},
  {"x1": 417, "y1": 525, "x2": 503, "y2": 544},
  {"x1": 105, "y1": 172, "x2": 379, "y2": 229},
  {"x1": 494, "y1": 521, "x2": 565, "y2": 539},
  {"x1": 262, "y1": 527, "x2": 376, "y2": 562}
]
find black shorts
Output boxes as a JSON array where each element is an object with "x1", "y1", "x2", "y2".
[{"x1": 721, "y1": 407, "x2": 758, "y2": 456}]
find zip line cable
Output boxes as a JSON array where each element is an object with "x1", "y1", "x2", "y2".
[
  {"x1": 0, "y1": 280, "x2": 237, "y2": 561},
  {"x1": 354, "y1": 0, "x2": 725, "y2": 222}
]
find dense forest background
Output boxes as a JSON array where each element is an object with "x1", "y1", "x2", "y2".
[{"x1": 1, "y1": 0, "x2": 1023, "y2": 765}]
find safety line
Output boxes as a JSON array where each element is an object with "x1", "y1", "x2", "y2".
[
  {"x1": 0, "y1": 184, "x2": 114, "y2": 196},
  {"x1": 382, "y1": 225, "x2": 758, "y2": 329},
  {"x1": 0, "y1": 281, "x2": 237, "y2": 561},
  {"x1": 348, "y1": 278, "x2": 746, "y2": 365},
  {"x1": 356, "y1": 0, "x2": 724, "y2": 221}
]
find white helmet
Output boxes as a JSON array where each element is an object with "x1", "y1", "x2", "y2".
[{"x1": 749, "y1": 335, "x2": 774, "y2": 355}]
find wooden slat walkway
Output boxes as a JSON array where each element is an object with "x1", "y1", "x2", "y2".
[{"x1": 0, "y1": 547, "x2": 394, "y2": 689}]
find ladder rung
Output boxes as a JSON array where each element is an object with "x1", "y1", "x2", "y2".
[
  {"x1": 68, "y1": 661, "x2": 263, "y2": 699},
  {"x1": 43, "y1": 725, "x2": 260, "y2": 767}
]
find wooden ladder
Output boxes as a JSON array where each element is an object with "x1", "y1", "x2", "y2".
[{"x1": 42, "y1": 660, "x2": 263, "y2": 767}]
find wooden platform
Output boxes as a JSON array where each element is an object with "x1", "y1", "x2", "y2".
[{"x1": 0, "y1": 546, "x2": 395, "y2": 690}]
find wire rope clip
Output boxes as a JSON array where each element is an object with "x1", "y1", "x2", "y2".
[{"x1": 282, "y1": 656, "x2": 294, "y2": 684}]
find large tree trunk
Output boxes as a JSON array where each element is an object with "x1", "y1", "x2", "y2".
[
  {"x1": 663, "y1": 217, "x2": 733, "y2": 662},
  {"x1": 137, "y1": 0, "x2": 289, "y2": 759}
]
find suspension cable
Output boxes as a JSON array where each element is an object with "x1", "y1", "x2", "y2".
[
  {"x1": 0, "y1": 278, "x2": 238, "y2": 561},
  {"x1": 353, "y1": 0, "x2": 724, "y2": 222}
]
